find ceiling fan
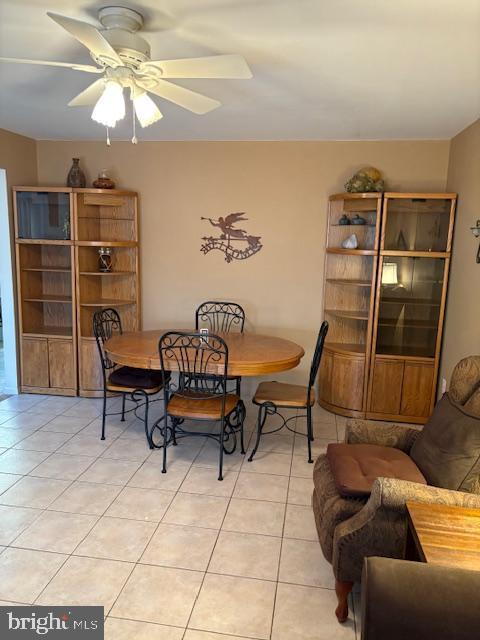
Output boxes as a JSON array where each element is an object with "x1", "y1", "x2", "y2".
[{"x1": 0, "y1": 6, "x2": 252, "y2": 141}]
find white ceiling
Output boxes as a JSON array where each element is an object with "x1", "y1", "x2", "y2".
[{"x1": 0, "y1": 0, "x2": 479, "y2": 141}]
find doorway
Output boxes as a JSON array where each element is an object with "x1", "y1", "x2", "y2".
[{"x1": 0, "y1": 169, "x2": 19, "y2": 396}]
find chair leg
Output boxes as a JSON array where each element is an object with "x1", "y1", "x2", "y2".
[
  {"x1": 143, "y1": 393, "x2": 153, "y2": 449},
  {"x1": 236, "y1": 377, "x2": 241, "y2": 396},
  {"x1": 239, "y1": 401, "x2": 246, "y2": 455},
  {"x1": 172, "y1": 417, "x2": 177, "y2": 446},
  {"x1": 162, "y1": 413, "x2": 169, "y2": 473},
  {"x1": 218, "y1": 419, "x2": 225, "y2": 481},
  {"x1": 335, "y1": 579, "x2": 353, "y2": 623},
  {"x1": 248, "y1": 404, "x2": 267, "y2": 462},
  {"x1": 121, "y1": 394, "x2": 126, "y2": 422},
  {"x1": 307, "y1": 404, "x2": 313, "y2": 464},
  {"x1": 101, "y1": 390, "x2": 107, "y2": 440}
]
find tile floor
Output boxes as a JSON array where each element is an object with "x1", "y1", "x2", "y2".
[{"x1": 0, "y1": 392, "x2": 358, "y2": 639}]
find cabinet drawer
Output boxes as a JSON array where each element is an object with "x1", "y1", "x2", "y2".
[
  {"x1": 401, "y1": 363, "x2": 434, "y2": 418},
  {"x1": 21, "y1": 337, "x2": 49, "y2": 388},
  {"x1": 79, "y1": 339, "x2": 103, "y2": 391},
  {"x1": 48, "y1": 339, "x2": 75, "y2": 390},
  {"x1": 331, "y1": 354, "x2": 364, "y2": 411},
  {"x1": 318, "y1": 350, "x2": 334, "y2": 405},
  {"x1": 369, "y1": 359, "x2": 404, "y2": 415}
]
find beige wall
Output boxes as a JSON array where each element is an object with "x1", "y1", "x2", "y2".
[
  {"x1": 36, "y1": 139, "x2": 450, "y2": 389},
  {"x1": 0, "y1": 128, "x2": 37, "y2": 392},
  {"x1": 0, "y1": 127, "x2": 37, "y2": 207},
  {"x1": 441, "y1": 119, "x2": 480, "y2": 387}
]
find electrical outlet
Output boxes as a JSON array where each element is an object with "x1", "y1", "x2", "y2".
[{"x1": 441, "y1": 378, "x2": 447, "y2": 394}]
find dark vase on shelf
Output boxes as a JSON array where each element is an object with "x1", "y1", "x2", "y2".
[{"x1": 66, "y1": 158, "x2": 86, "y2": 188}]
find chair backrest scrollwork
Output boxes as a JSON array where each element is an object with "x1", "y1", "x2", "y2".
[
  {"x1": 195, "y1": 301, "x2": 245, "y2": 333},
  {"x1": 93, "y1": 308, "x2": 122, "y2": 382},
  {"x1": 159, "y1": 331, "x2": 229, "y2": 404}
]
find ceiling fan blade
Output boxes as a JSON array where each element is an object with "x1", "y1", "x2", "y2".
[
  {"x1": 140, "y1": 54, "x2": 252, "y2": 79},
  {"x1": 68, "y1": 79, "x2": 106, "y2": 106},
  {"x1": 138, "y1": 79, "x2": 220, "y2": 114},
  {"x1": 0, "y1": 57, "x2": 102, "y2": 73},
  {"x1": 47, "y1": 12, "x2": 122, "y2": 67}
]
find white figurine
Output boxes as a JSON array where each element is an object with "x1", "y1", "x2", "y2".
[{"x1": 342, "y1": 234, "x2": 358, "y2": 249}]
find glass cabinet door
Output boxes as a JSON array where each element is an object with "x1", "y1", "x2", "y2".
[
  {"x1": 376, "y1": 256, "x2": 445, "y2": 358},
  {"x1": 17, "y1": 191, "x2": 71, "y2": 240},
  {"x1": 383, "y1": 197, "x2": 452, "y2": 252}
]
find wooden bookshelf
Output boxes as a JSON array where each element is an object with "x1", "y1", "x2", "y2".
[
  {"x1": 13, "y1": 187, "x2": 140, "y2": 397},
  {"x1": 74, "y1": 189, "x2": 140, "y2": 396},
  {"x1": 319, "y1": 192, "x2": 383, "y2": 416}
]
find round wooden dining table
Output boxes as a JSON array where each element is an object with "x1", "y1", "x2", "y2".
[{"x1": 105, "y1": 330, "x2": 305, "y2": 377}]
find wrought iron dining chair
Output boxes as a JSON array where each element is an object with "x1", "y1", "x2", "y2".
[
  {"x1": 155, "y1": 331, "x2": 245, "y2": 481},
  {"x1": 248, "y1": 321, "x2": 329, "y2": 464},
  {"x1": 195, "y1": 301, "x2": 245, "y2": 395},
  {"x1": 93, "y1": 308, "x2": 169, "y2": 446}
]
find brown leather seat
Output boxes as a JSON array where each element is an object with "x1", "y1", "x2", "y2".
[
  {"x1": 167, "y1": 391, "x2": 240, "y2": 420},
  {"x1": 327, "y1": 443, "x2": 427, "y2": 498},
  {"x1": 253, "y1": 381, "x2": 315, "y2": 408}
]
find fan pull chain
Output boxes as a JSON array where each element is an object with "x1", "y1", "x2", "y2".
[
  {"x1": 131, "y1": 105, "x2": 138, "y2": 144},
  {"x1": 106, "y1": 127, "x2": 111, "y2": 147}
]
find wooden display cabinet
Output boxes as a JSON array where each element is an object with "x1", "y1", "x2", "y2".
[
  {"x1": 366, "y1": 193, "x2": 456, "y2": 423},
  {"x1": 14, "y1": 188, "x2": 77, "y2": 395},
  {"x1": 13, "y1": 187, "x2": 140, "y2": 397},
  {"x1": 319, "y1": 191, "x2": 456, "y2": 424}
]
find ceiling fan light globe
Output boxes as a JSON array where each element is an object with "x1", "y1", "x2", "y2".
[
  {"x1": 134, "y1": 92, "x2": 162, "y2": 127},
  {"x1": 91, "y1": 80, "x2": 125, "y2": 127}
]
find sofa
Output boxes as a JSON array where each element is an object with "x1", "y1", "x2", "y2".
[
  {"x1": 312, "y1": 355, "x2": 480, "y2": 622},
  {"x1": 361, "y1": 556, "x2": 480, "y2": 640}
]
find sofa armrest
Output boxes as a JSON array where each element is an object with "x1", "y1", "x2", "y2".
[
  {"x1": 332, "y1": 478, "x2": 480, "y2": 583},
  {"x1": 345, "y1": 419, "x2": 421, "y2": 452},
  {"x1": 368, "y1": 477, "x2": 480, "y2": 513}
]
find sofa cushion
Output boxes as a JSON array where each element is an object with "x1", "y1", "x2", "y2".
[
  {"x1": 109, "y1": 366, "x2": 168, "y2": 390},
  {"x1": 326, "y1": 443, "x2": 427, "y2": 498},
  {"x1": 410, "y1": 393, "x2": 480, "y2": 491},
  {"x1": 449, "y1": 356, "x2": 480, "y2": 406}
]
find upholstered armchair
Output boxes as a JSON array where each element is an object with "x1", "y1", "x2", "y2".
[{"x1": 312, "y1": 356, "x2": 480, "y2": 623}]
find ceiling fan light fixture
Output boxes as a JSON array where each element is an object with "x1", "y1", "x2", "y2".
[
  {"x1": 133, "y1": 91, "x2": 163, "y2": 127},
  {"x1": 91, "y1": 79, "x2": 125, "y2": 128}
]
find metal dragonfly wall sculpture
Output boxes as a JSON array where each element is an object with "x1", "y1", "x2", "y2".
[{"x1": 200, "y1": 212, "x2": 263, "y2": 263}]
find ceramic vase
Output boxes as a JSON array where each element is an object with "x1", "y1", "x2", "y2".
[{"x1": 66, "y1": 158, "x2": 86, "y2": 188}]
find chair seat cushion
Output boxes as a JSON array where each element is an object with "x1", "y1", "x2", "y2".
[
  {"x1": 108, "y1": 366, "x2": 168, "y2": 390},
  {"x1": 410, "y1": 393, "x2": 480, "y2": 492},
  {"x1": 167, "y1": 391, "x2": 240, "y2": 420},
  {"x1": 253, "y1": 381, "x2": 315, "y2": 408},
  {"x1": 326, "y1": 443, "x2": 427, "y2": 498}
]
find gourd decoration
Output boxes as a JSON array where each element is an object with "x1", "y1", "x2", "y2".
[{"x1": 345, "y1": 167, "x2": 385, "y2": 193}]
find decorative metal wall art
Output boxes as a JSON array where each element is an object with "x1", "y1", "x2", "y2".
[{"x1": 201, "y1": 212, "x2": 263, "y2": 263}]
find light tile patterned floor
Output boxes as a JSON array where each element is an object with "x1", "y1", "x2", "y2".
[{"x1": 0, "y1": 393, "x2": 359, "y2": 639}]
